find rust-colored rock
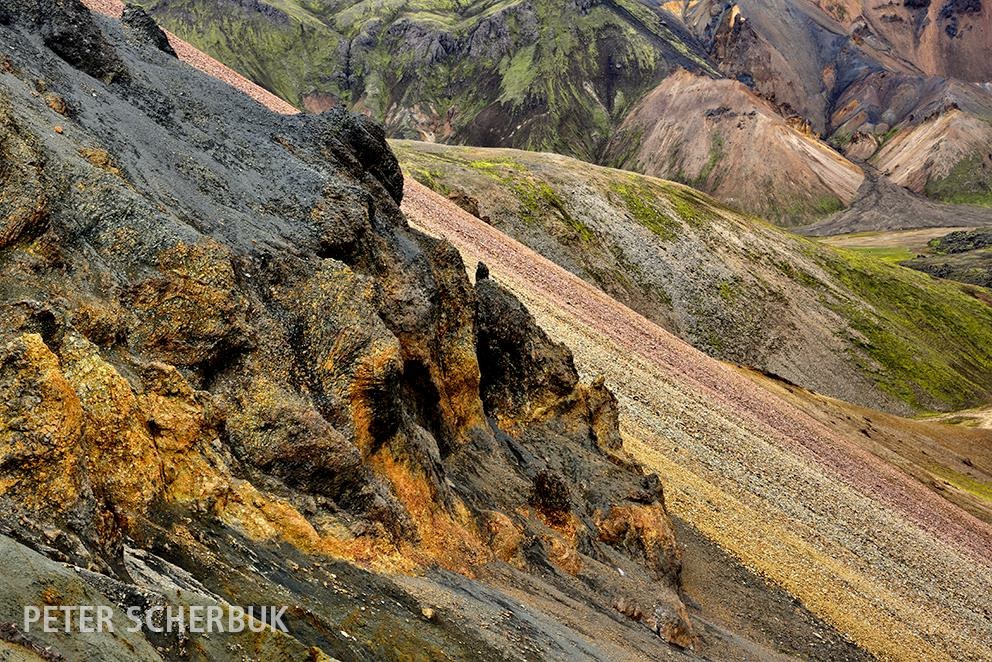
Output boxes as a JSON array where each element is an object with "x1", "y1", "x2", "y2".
[{"x1": 597, "y1": 503, "x2": 682, "y2": 586}]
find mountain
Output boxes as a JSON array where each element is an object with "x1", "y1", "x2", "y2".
[
  {"x1": 799, "y1": 166, "x2": 992, "y2": 235},
  {"x1": 0, "y1": 2, "x2": 706, "y2": 657},
  {"x1": 671, "y1": 0, "x2": 992, "y2": 212},
  {"x1": 812, "y1": 0, "x2": 992, "y2": 82},
  {"x1": 602, "y1": 69, "x2": 864, "y2": 224},
  {"x1": 136, "y1": 0, "x2": 992, "y2": 226},
  {"x1": 394, "y1": 139, "x2": 992, "y2": 414},
  {"x1": 134, "y1": 0, "x2": 890, "y2": 224},
  {"x1": 2, "y1": 3, "x2": 992, "y2": 660},
  {"x1": 137, "y1": 0, "x2": 717, "y2": 162}
]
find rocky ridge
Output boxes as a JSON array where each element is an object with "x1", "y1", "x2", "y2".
[{"x1": 0, "y1": 2, "x2": 706, "y2": 658}]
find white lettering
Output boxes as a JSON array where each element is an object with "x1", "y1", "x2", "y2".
[
  {"x1": 23, "y1": 606, "x2": 40, "y2": 632},
  {"x1": 206, "y1": 605, "x2": 223, "y2": 633},
  {"x1": 78, "y1": 605, "x2": 94, "y2": 633},
  {"x1": 188, "y1": 605, "x2": 204, "y2": 633},
  {"x1": 228, "y1": 606, "x2": 244, "y2": 633},
  {"x1": 42, "y1": 606, "x2": 58, "y2": 632},
  {"x1": 96, "y1": 605, "x2": 114, "y2": 632},
  {"x1": 165, "y1": 606, "x2": 185, "y2": 633},
  {"x1": 271, "y1": 606, "x2": 288, "y2": 633},
  {"x1": 126, "y1": 606, "x2": 143, "y2": 632}
]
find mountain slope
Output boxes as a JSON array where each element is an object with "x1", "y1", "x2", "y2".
[
  {"x1": 799, "y1": 167, "x2": 992, "y2": 235},
  {"x1": 401, "y1": 177, "x2": 992, "y2": 661},
  {"x1": 136, "y1": 0, "x2": 881, "y2": 225},
  {"x1": 394, "y1": 139, "x2": 992, "y2": 413},
  {"x1": 809, "y1": 0, "x2": 992, "y2": 82},
  {"x1": 603, "y1": 69, "x2": 864, "y2": 224},
  {"x1": 129, "y1": 0, "x2": 992, "y2": 223},
  {"x1": 670, "y1": 0, "x2": 992, "y2": 215},
  {"x1": 138, "y1": 0, "x2": 716, "y2": 162}
]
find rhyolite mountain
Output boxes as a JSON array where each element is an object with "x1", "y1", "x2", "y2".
[
  {"x1": 136, "y1": 0, "x2": 992, "y2": 225},
  {"x1": 129, "y1": 0, "x2": 865, "y2": 224},
  {"x1": 670, "y1": 0, "x2": 992, "y2": 210}
]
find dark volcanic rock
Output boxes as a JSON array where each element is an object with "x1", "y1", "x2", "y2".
[
  {"x1": 0, "y1": 1, "x2": 694, "y2": 657},
  {"x1": 6, "y1": 0, "x2": 128, "y2": 82},
  {"x1": 475, "y1": 276, "x2": 579, "y2": 420},
  {"x1": 121, "y1": 3, "x2": 177, "y2": 57}
]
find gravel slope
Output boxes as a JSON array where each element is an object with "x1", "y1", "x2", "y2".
[
  {"x1": 70, "y1": 6, "x2": 992, "y2": 656},
  {"x1": 403, "y1": 178, "x2": 992, "y2": 661},
  {"x1": 82, "y1": 0, "x2": 298, "y2": 113}
]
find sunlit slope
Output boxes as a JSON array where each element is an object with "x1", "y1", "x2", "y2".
[
  {"x1": 395, "y1": 140, "x2": 992, "y2": 414},
  {"x1": 402, "y1": 177, "x2": 992, "y2": 661}
]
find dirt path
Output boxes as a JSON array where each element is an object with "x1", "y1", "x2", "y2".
[{"x1": 403, "y1": 178, "x2": 992, "y2": 660}]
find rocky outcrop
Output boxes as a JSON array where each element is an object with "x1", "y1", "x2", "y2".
[
  {"x1": 121, "y1": 3, "x2": 176, "y2": 56},
  {"x1": 903, "y1": 228, "x2": 992, "y2": 287},
  {"x1": 0, "y1": 2, "x2": 693, "y2": 657}
]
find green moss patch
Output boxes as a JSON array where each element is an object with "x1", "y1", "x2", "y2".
[{"x1": 814, "y1": 246, "x2": 992, "y2": 410}]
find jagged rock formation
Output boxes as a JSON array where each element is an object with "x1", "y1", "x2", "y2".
[
  {"x1": 0, "y1": 2, "x2": 701, "y2": 658},
  {"x1": 121, "y1": 2, "x2": 176, "y2": 56}
]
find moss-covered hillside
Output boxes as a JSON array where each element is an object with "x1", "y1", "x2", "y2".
[
  {"x1": 394, "y1": 139, "x2": 992, "y2": 414},
  {"x1": 141, "y1": 0, "x2": 714, "y2": 162}
]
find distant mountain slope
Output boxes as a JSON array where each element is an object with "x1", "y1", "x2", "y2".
[
  {"x1": 809, "y1": 0, "x2": 992, "y2": 82},
  {"x1": 138, "y1": 0, "x2": 879, "y2": 224},
  {"x1": 872, "y1": 107, "x2": 992, "y2": 206},
  {"x1": 394, "y1": 139, "x2": 992, "y2": 413},
  {"x1": 604, "y1": 69, "x2": 864, "y2": 224},
  {"x1": 670, "y1": 0, "x2": 992, "y2": 214},
  {"x1": 800, "y1": 167, "x2": 992, "y2": 235},
  {"x1": 139, "y1": 0, "x2": 716, "y2": 162}
]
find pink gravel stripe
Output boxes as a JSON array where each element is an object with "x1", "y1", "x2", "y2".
[
  {"x1": 81, "y1": 0, "x2": 300, "y2": 115},
  {"x1": 402, "y1": 178, "x2": 992, "y2": 566}
]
